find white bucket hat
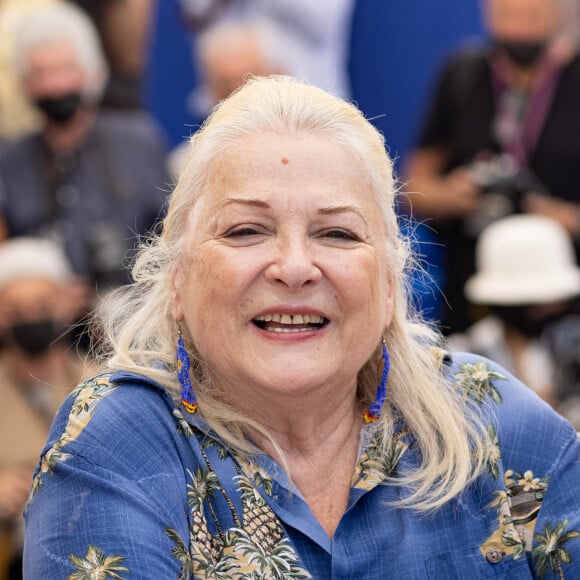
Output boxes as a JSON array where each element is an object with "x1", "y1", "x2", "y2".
[
  {"x1": 465, "y1": 214, "x2": 580, "y2": 305},
  {"x1": 0, "y1": 236, "x2": 71, "y2": 290}
]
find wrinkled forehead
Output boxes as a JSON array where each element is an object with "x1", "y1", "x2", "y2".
[{"x1": 194, "y1": 132, "x2": 380, "y2": 216}]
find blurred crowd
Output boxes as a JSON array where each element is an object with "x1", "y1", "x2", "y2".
[{"x1": 0, "y1": 0, "x2": 579, "y2": 578}]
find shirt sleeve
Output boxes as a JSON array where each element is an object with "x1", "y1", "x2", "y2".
[{"x1": 23, "y1": 378, "x2": 193, "y2": 579}]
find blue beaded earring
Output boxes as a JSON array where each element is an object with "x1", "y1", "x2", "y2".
[
  {"x1": 176, "y1": 324, "x2": 198, "y2": 414},
  {"x1": 364, "y1": 339, "x2": 390, "y2": 423}
]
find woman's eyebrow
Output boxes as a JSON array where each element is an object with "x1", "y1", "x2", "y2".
[
  {"x1": 318, "y1": 205, "x2": 369, "y2": 225},
  {"x1": 217, "y1": 197, "x2": 270, "y2": 210}
]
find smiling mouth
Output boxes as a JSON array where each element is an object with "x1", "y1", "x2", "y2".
[{"x1": 253, "y1": 313, "x2": 328, "y2": 333}]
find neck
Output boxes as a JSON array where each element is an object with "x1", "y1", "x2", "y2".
[
  {"x1": 246, "y1": 384, "x2": 363, "y2": 538},
  {"x1": 259, "y1": 397, "x2": 362, "y2": 460},
  {"x1": 234, "y1": 376, "x2": 363, "y2": 457},
  {"x1": 43, "y1": 107, "x2": 96, "y2": 153}
]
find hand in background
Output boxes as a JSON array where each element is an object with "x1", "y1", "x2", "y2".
[
  {"x1": 522, "y1": 193, "x2": 580, "y2": 238},
  {"x1": 0, "y1": 466, "x2": 32, "y2": 525}
]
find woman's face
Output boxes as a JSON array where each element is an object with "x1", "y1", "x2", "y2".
[{"x1": 172, "y1": 132, "x2": 394, "y2": 403}]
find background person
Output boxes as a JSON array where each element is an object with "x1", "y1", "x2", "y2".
[
  {"x1": 179, "y1": 0, "x2": 356, "y2": 109},
  {"x1": 0, "y1": 2, "x2": 169, "y2": 296},
  {"x1": 404, "y1": 0, "x2": 580, "y2": 334},
  {"x1": 0, "y1": 0, "x2": 60, "y2": 141},
  {"x1": 167, "y1": 17, "x2": 288, "y2": 182},
  {"x1": 0, "y1": 237, "x2": 96, "y2": 580},
  {"x1": 23, "y1": 76, "x2": 580, "y2": 578},
  {"x1": 449, "y1": 214, "x2": 580, "y2": 413}
]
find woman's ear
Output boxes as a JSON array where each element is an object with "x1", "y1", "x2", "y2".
[{"x1": 170, "y1": 272, "x2": 184, "y2": 322}]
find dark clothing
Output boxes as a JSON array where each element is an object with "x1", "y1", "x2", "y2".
[
  {"x1": 0, "y1": 111, "x2": 169, "y2": 289},
  {"x1": 66, "y1": 0, "x2": 145, "y2": 109},
  {"x1": 416, "y1": 47, "x2": 580, "y2": 333}
]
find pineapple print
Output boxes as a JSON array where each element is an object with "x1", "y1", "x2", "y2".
[
  {"x1": 235, "y1": 473, "x2": 285, "y2": 552},
  {"x1": 187, "y1": 467, "x2": 223, "y2": 563}
]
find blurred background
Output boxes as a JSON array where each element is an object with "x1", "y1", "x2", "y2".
[{"x1": 148, "y1": 0, "x2": 484, "y2": 165}]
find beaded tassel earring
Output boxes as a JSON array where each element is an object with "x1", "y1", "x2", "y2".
[
  {"x1": 364, "y1": 339, "x2": 390, "y2": 423},
  {"x1": 176, "y1": 324, "x2": 198, "y2": 414}
]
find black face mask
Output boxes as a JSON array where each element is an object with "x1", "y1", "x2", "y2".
[
  {"x1": 7, "y1": 319, "x2": 60, "y2": 357},
  {"x1": 34, "y1": 92, "x2": 82, "y2": 124},
  {"x1": 497, "y1": 40, "x2": 547, "y2": 68},
  {"x1": 493, "y1": 305, "x2": 555, "y2": 338}
]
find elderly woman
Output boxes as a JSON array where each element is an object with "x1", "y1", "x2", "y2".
[{"x1": 24, "y1": 76, "x2": 580, "y2": 578}]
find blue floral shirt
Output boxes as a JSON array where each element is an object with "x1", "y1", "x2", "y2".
[{"x1": 24, "y1": 353, "x2": 580, "y2": 579}]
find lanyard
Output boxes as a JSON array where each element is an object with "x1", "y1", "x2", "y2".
[{"x1": 490, "y1": 52, "x2": 563, "y2": 168}]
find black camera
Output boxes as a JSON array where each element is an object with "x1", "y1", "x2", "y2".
[
  {"x1": 464, "y1": 154, "x2": 549, "y2": 236},
  {"x1": 85, "y1": 221, "x2": 133, "y2": 291}
]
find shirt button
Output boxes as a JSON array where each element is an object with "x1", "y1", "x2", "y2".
[{"x1": 485, "y1": 547, "x2": 503, "y2": 564}]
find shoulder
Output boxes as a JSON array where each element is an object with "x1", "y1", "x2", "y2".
[
  {"x1": 432, "y1": 43, "x2": 490, "y2": 83},
  {"x1": 37, "y1": 371, "x2": 187, "y2": 481},
  {"x1": 24, "y1": 371, "x2": 200, "y2": 578},
  {"x1": 0, "y1": 133, "x2": 40, "y2": 167},
  {"x1": 448, "y1": 352, "x2": 576, "y2": 473}
]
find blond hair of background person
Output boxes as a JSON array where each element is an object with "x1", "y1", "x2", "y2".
[{"x1": 0, "y1": 0, "x2": 60, "y2": 140}]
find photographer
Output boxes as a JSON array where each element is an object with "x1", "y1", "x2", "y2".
[
  {"x1": 0, "y1": 2, "x2": 169, "y2": 299},
  {"x1": 403, "y1": 0, "x2": 580, "y2": 334}
]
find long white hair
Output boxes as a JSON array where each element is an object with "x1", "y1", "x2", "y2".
[{"x1": 97, "y1": 75, "x2": 488, "y2": 511}]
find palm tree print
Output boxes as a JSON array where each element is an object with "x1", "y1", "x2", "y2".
[
  {"x1": 533, "y1": 520, "x2": 580, "y2": 579},
  {"x1": 70, "y1": 376, "x2": 112, "y2": 414},
  {"x1": 505, "y1": 469, "x2": 549, "y2": 496},
  {"x1": 165, "y1": 528, "x2": 193, "y2": 580},
  {"x1": 354, "y1": 428, "x2": 409, "y2": 490},
  {"x1": 201, "y1": 437, "x2": 230, "y2": 460},
  {"x1": 483, "y1": 424, "x2": 501, "y2": 479},
  {"x1": 173, "y1": 408, "x2": 195, "y2": 438},
  {"x1": 68, "y1": 545, "x2": 128, "y2": 580},
  {"x1": 453, "y1": 361, "x2": 505, "y2": 404}
]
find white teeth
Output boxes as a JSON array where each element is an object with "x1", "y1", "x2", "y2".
[
  {"x1": 254, "y1": 313, "x2": 325, "y2": 325},
  {"x1": 271, "y1": 326, "x2": 313, "y2": 333}
]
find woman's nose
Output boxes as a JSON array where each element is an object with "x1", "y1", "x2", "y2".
[{"x1": 265, "y1": 237, "x2": 322, "y2": 289}]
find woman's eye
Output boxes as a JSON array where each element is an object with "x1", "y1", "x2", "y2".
[
  {"x1": 323, "y1": 229, "x2": 360, "y2": 241},
  {"x1": 226, "y1": 227, "x2": 262, "y2": 238}
]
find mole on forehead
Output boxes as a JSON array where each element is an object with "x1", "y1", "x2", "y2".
[{"x1": 281, "y1": 157, "x2": 289, "y2": 165}]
